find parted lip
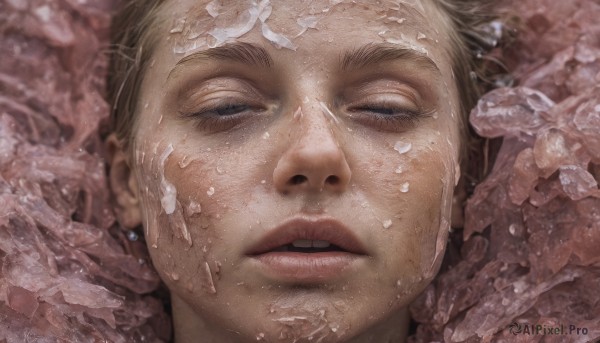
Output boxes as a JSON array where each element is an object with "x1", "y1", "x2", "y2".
[{"x1": 245, "y1": 216, "x2": 368, "y2": 256}]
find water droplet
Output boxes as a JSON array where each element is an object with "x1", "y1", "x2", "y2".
[
  {"x1": 400, "y1": 182, "x2": 410, "y2": 193},
  {"x1": 262, "y1": 131, "x2": 270, "y2": 139},
  {"x1": 171, "y1": 272, "x2": 180, "y2": 281},
  {"x1": 207, "y1": 187, "x2": 215, "y2": 196},
  {"x1": 187, "y1": 200, "x2": 202, "y2": 217},
  {"x1": 127, "y1": 230, "x2": 139, "y2": 241},
  {"x1": 509, "y1": 224, "x2": 517, "y2": 236},
  {"x1": 260, "y1": 179, "x2": 266, "y2": 184},
  {"x1": 144, "y1": 102, "x2": 149, "y2": 109},
  {"x1": 382, "y1": 219, "x2": 392, "y2": 229},
  {"x1": 293, "y1": 106, "x2": 303, "y2": 120},
  {"x1": 256, "y1": 332, "x2": 265, "y2": 340},
  {"x1": 396, "y1": 279, "x2": 402, "y2": 287},
  {"x1": 158, "y1": 115, "x2": 163, "y2": 124},
  {"x1": 178, "y1": 155, "x2": 191, "y2": 168},
  {"x1": 393, "y1": 141, "x2": 412, "y2": 154}
]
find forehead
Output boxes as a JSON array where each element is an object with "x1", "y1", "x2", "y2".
[{"x1": 155, "y1": 0, "x2": 455, "y2": 66}]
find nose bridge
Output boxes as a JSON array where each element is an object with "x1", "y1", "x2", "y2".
[
  {"x1": 297, "y1": 101, "x2": 339, "y2": 146},
  {"x1": 273, "y1": 100, "x2": 351, "y2": 194}
]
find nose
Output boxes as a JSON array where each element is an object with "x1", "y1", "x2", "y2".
[{"x1": 273, "y1": 108, "x2": 351, "y2": 194}]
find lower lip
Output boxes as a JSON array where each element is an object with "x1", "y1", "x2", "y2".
[{"x1": 251, "y1": 251, "x2": 361, "y2": 282}]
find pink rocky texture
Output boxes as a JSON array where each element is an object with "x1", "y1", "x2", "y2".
[
  {"x1": 410, "y1": 0, "x2": 600, "y2": 342},
  {"x1": 3, "y1": 0, "x2": 600, "y2": 342},
  {"x1": 1, "y1": 0, "x2": 170, "y2": 342}
]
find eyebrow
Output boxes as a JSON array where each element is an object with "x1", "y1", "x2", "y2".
[
  {"x1": 168, "y1": 42, "x2": 273, "y2": 79},
  {"x1": 168, "y1": 42, "x2": 441, "y2": 80},
  {"x1": 339, "y1": 43, "x2": 441, "y2": 75}
]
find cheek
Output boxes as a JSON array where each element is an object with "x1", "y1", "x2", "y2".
[
  {"x1": 134, "y1": 136, "x2": 269, "y2": 298},
  {"x1": 408, "y1": 148, "x2": 454, "y2": 280},
  {"x1": 133, "y1": 141, "x2": 226, "y2": 294},
  {"x1": 363, "y1": 134, "x2": 457, "y2": 280}
]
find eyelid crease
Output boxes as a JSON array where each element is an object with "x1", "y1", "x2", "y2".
[
  {"x1": 348, "y1": 92, "x2": 421, "y2": 108},
  {"x1": 343, "y1": 76, "x2": 436, "y2": 109},
  {"x1": 177, "y1": 76, "x2": 266, "y2": 101}
]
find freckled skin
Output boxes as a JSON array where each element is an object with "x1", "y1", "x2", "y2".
[{"x1": 123, "y1": 0, "x2": 463, "y2": 342}]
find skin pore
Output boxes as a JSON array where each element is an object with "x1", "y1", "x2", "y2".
[{"x1": 109, "y1": 0, "x2": 464, "y2": 342}]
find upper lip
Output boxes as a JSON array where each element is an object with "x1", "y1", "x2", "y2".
[{"x1": 246, "y1": 216, "x2": 368, "y2": 256}]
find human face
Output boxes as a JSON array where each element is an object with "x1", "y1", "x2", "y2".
[{"x1": 130, "y1": 0, "x2": 462, "y2": 341}]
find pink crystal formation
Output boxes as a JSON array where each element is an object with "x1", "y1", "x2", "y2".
[
  {"x1": 0, "y1": 0, "x2": 170, "y2": 341},
  {"x1": 410, "y1": 0, "x2": 600, "y2": 342}
]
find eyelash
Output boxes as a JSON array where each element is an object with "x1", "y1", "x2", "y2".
[
  {"x1": 347, "y1": 102, "x2": 431, "y2": 130},
  {"x1": 179, "y1": 100, "x2": 263, "y2": 131},
  {"x1": 180, "y1": 100, "x2": 431, "y2": 131}
]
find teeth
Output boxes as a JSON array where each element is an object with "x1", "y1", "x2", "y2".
[
  {"x1": 312, "y1": 240, "x2": 331, "y2": 248},
  {"x1": 291, "y1": 239, "x2": 312, "y2": 248},
  {"x1": 291, "y1": 239, "x2": 331, "y2": 248}
]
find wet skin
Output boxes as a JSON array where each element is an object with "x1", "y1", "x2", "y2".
[{"x1": 111, "y1": 0, "x2": 463, "y2": 342}]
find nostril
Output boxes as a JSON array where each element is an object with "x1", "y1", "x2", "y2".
[
  {"x1": 325, "y1": 175, "x2": 340, "y2": 185},
  {"x1": 289, "y1": 175, "x2": 308, "y2": 185}
]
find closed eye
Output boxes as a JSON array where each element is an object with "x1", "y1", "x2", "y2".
[
  {"x1": 346, "y1": 102, "x2": 433, "y2": 131},
  {"x1": 210, "y1": 103, "x2": 252, "y2": 116},
  {"x1": 179, "y1": 100, "x2": 265, "y2": 131},
  {"x1": 351, "y1": 104, "x2": 418, "y2": 116},
  {"x1": 179, "y1": 99, "x2": 263, "y2": 119}
]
